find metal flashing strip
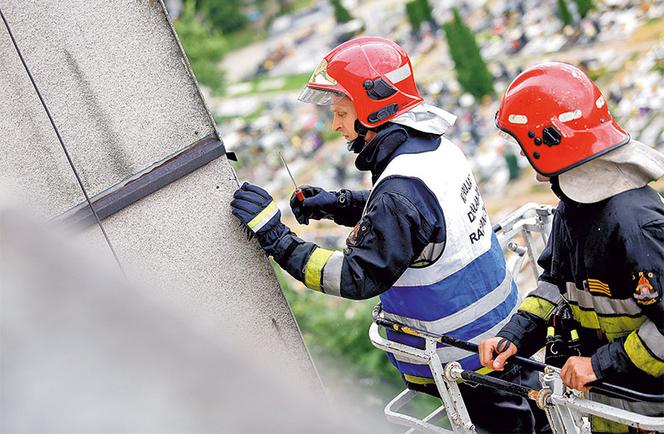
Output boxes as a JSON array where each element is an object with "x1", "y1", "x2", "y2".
[{"x1": 57, "y1": 134, "x2": 226, "y2": 228}]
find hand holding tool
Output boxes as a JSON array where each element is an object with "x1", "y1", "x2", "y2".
[{"x1": 279, "y1": 153, "x2": 304, "y2": 201}]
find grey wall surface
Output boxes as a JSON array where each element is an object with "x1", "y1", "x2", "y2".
[
  {"x1": 1, "y1": 204, "x2": 379, "y2": 432},
  {"x1": 0, "y1": 0, "x2": 323, "y2": 420}
]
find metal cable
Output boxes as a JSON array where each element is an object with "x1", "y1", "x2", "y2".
[{"x1": 0, "y1": 7, "x2": 125, "y2": 274}]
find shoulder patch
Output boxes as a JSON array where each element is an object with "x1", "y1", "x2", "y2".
[{"x1": 632, "y1": 272, "x2": 660, "y2": 306}]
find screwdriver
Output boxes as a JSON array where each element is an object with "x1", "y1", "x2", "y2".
[{"x1": 279, "y1": 153, "x2": 305, "y2": 201}]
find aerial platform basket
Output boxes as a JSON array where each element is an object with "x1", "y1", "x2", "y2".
[{"x1": 369, "y1": 203, "x2": 664, "y2": 434}]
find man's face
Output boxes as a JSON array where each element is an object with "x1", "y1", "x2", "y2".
[{"x1": 331, "y1": 97, "x2": 358, "y2": 141}]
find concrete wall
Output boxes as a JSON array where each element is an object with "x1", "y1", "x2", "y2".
[
  {"x1": 1, "y1": 204, "x2": 371, "y2": 432},
  {"x1": 0, "y1": 0, "x2": 321, "y2": 414}
]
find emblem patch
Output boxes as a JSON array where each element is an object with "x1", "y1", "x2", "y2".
[
  {"x1": 633, "y1": 272, "x2": 659, "y2": 306},
  {"x1": 346, "y1": 220, "x2": 369, "y2": 247},
  {"x1": 347, "y1": 224, "x2": 361, "y2": 246}
]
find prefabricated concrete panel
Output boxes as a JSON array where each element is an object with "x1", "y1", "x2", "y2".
[
  {"x1": 88, "y1": 156, "x2": 321, "y2": 383},
  {"x1": 0, "y1": 0, "x2": 322, "y2": 404},
  {"x1": 0, "y1": 0, "x2": 213, "y2": 216}
]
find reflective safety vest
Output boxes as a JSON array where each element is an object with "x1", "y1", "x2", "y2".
[{"x1": 370, "y1": 137, "x2": 519, "y2": 382}]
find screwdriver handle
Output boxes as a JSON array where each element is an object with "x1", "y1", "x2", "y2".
[{"x1": 294, "y1": 188, "x2": 305, "y2": 202}]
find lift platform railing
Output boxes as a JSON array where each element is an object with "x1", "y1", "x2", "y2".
[
  {"x1": 370, "y1": 308, "x2": 664, "y2": 433},
  {"x1": 372, "y1": 305, "x2": 664, "y2": 403},
  {"x1": 368, "y1": 203, "x2": 664, "y2": 433}
]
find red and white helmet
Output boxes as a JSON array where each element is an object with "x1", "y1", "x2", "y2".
[
  {"x1": 298, "y1": 36, "x2": 423, "y2": 128},
  {"x1": 496, "y1": 62, "x2": 629, "y2": 176}
]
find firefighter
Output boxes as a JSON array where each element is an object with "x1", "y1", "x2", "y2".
[
  {"x1": 230, "y1": 37, "x2": 541, "y2": 433},
  {"x1": 479, "y1": 62, "x2": 664, "y2": 433}
]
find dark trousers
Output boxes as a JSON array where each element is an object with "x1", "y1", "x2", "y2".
[{"x1": 406, "y1": 367, "x2": 550, "y2": 434}]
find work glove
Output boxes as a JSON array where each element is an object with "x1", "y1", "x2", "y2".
[
  {"x1": 231, "y1": 182, "x2": 290, "y2": 257},
  {"x1": 289, "y1": 185, "x2": 339, "y2": 225}
]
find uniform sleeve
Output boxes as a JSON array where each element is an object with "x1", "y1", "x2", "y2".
[
  {"x1": 332, "y1": 189, "x2": 370, "y2": 227},
  {"x1": 497, "y1": 209, "x2": 566, "y2": 355},
  {"x1": 591, "y1": 221, "x2": 664, "y2": 379},
  {"x1": 271, "y1": 178, "x2": 442, "y2": 300}
]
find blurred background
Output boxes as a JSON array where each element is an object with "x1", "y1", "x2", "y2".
[{"x1": 166, "y1": 0, "x2": 664, "y2": 422}]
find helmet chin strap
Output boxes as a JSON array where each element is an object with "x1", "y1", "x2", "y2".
[{"x1": 347, "y1": 119, "x2": 369, "y2": 153}]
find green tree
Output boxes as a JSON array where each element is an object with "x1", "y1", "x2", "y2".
[
  {"x1": 276, "y1": 267, "x2": 399, "y2": 386},
  {"x1": 406, "y1": 0, "x2": 434, "y2": 33},
  {"x1": 574, "y1": 0, "x2": 595, "y2": 18},
  {"x1": 558, "y1": 0, "x2": 573, "y2": 27},
  {"x1": 196, "y1": 0, "x2": 248, "y2": 34},
  {"x1": 417, "y1": 0, "x2": 434, "y2": 25},
  {"x1": 331, "y1": 0, "x2": 353, "y2": 24},
  {"x1": 405, "y1": 0, "x2": 424, "y2": 33},
  {"x1": 442, "y1": 8, "x2": 494, "y2": 100},
  {"x1": 174, "y1": 0, "x2": 227, "y2": 92}
]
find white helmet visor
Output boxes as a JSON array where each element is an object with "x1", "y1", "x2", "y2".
[{"x1": 298, "y1": 86, "x2": 345, "y2": 106}]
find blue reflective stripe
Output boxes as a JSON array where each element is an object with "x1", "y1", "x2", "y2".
[
  {"x1": 384, "y1": 284, "x2": 517, "y2": 378},
  {"x1": 444, "y1": 281, "x2": 519, "y2": 341},
  {"x1": 384, "y1": 281, "x2": 518, "y2": 348},
  {"x1": 458, "y1": 354, "x2": 483, "y2": 371},
  {"x1": 380, "y1": 234, "x2": 506, "y2": 321}
]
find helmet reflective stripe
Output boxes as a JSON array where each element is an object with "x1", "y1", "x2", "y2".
[
  {"x1": 385, "y1": 63, "x2": 411, "y2": 84},
  {"x1": 496, "y1": 62, "x2": 629, "y2": 176},
  {"x1": 298, "y1": 36, "x2": 423, "y2": 128}
]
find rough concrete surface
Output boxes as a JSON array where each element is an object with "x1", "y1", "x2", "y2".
[
  {"x1": 0, "y1": 0, "x2": 213, "y2": 216},
  {"x1": 0, "y1": 0, "x2": 324, "y2": 425},
  {"x1": 86, "y1": 157, "x2": 319, "y2": 384}
]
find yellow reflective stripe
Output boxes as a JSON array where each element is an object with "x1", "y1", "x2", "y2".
[
  {"x1": 570, "y1": 304, "x2": 600, "y2": 329},
  {"x1": 519, "y1": 296, "x2": 557, "y2": 320},
  {"x1": 590, "y1": 415, "x2": 629, "y2": 433},
  {"x1": 410, "y1": 260, "x2": 432, "y2": 268},
  {"x1": 569, "y1": 305, "x2": 647, "y2": 341},
  {"x1": 304, "y1": 248, "x2": 334, "y2": 292},
  {"x1": 624, "y1": 331, "x2": 664, "y2": 377},
  {"x1": 570, "y1": 329, "x2": 579, "y2": 341},
  {"x1": 247, "y1": 201, "x2": 277, "y2": 230},
  {"x1": 404, "y1": 374, "x2": 435, "y2": 385}
]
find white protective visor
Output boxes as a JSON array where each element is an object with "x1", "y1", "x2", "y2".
[
  {"x1": 298, "y1": 59, "x2": 346, "y2": 105},
  {"x1": 298, "y1": 86, "x2": 345, "y2": 105}
]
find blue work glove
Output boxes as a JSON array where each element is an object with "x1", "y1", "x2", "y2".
[
  {"x1": 231, "y1": 182, "x2": 290, "y2": 257},
  {"x1": 290, "y1": 185, "x2": 339, "y2": 225}
]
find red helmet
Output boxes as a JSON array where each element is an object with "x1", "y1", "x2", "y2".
[
  {"x1": 496, "y1": 62, "x2": 629, "y2": 176},
  {"x1": 298, "y1": 36, "x2": 423, "y2": 128}
]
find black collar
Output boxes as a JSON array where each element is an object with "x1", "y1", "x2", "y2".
[{"x1": 355, "y1": 123, "x2": 441, "y2": 183}]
